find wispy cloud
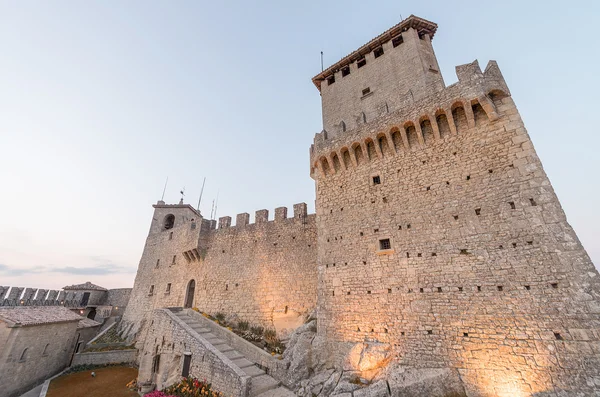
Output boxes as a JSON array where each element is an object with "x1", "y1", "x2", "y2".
[{"x1": 0, "y1": 260, "x2": 135, "y2": 277}]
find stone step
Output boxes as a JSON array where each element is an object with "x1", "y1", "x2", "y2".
[
  {"x1": 224, "y1": 350, "x2": 244, "y2": 360},
  {"x1": 250, "y1": 375, "x2": 280, "y2": 397},
  {"x1": 191, "y1": 327, "x2": 211, "y2": 334},
  {"x1": 255, "y1": 387, "x2": 296, "y2": 397},
  {"x1": 231, "y1": 357, "x2": 254, "y2": 368},
  {"x1": 214, "y1": 343, "x2": 234, "y2": 353},
  {"x1": 243, "y1": 365, "x2": 266, "y2": 378},
  {"x1": 204, "y1": 336, "x2": 225, "y2": 345}
]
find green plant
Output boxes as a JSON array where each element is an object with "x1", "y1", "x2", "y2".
[
  {"x1": 263, "y1": 328, "x2": 278, "y2": 344},
  {"x1": 237, "y1": 320, "x2": 249, "y2": 331},
  {"x1": 250, "y1": 325, "x2": 264, "y2": 336},
  {"x1": 214, "y1": 312, "x2": 225, "y2": 322}
]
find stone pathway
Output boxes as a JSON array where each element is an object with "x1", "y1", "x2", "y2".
[
  {"x1": 18, "y1": 384, "x2": 42, "y2": 397},
  {"x1": 172, "y1": 311, "x2": 294, "y2": 397}
]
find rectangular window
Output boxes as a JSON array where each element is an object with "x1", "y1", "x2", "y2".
[
  {"x1": 392, "y1": 35, "x2": 404, "y2": 47},
  {"x1": 357, "y1": 58, "x2": 366, "y2": 68},
  {"x1": 149, "y1": 285, "x2": 154, "y2": 295},
  {"x1": 341, "y1": 66, "x2": 350, "y2": 77},
  {"x1": 379, "y1": 239, "x2": 391, "y2": 250},
  {"x1": 166, "y1": 283, "x2": 171, "y2": 294},
  {"x1": 172, "y1": 255, "x2": 176, "y2": 265},
  {"x1": 374, "y1": 47, "x2": 384, "y2": 58},
  {"x1": 156, "y1": 259, "x2": 160, "y2": 268},
  {"x1": 372, "y1": 175, "x2": 381, "y2": 185},
  {"x1": 327, "y1": 75, "x2": 335, "y2": 85},
  {"x1": 182, "y1": 353, "x2": 192, "y2": 377},
  {"x1": 362, "y1": 87, "x2": 371, "y2": 96},
  {"x1": 169, "y1": 232, "x2": 173, "y2": 240}
]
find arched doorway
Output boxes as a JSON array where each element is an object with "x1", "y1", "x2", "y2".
[
  {"x1": 184, "y1": 280, "x2": 195, "y2": 308},
  {"x1": 87, "y1": 308, "x2": 96, "y2": 320}
]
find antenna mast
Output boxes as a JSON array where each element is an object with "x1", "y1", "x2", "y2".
[
  {"x1": 161, "y1": 177, "x2": 169, "y2": 201},
  {"x1": 197, "y1": 177, "x2": 206, "y2": 213},
  {"x1": 214, "y1": 191, "x2": 219, "y2": 220},
  {"x1": 320, "y1": 51, "x2": 324, "y2": 72}
]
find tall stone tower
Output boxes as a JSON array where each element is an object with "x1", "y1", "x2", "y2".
[{"x1": 310, "y1": 15, "x2": 600, "y2": 396}]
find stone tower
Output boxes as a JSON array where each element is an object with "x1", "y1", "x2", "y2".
[{"x1": 310, "y1": 15, "x2": 600, "y2": 396}]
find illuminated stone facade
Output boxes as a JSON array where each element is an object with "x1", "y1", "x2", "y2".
[
  {"x1": 124, "y1": 15, "x2": 600, "y2": 396},
  {"x1": 311, "y1": 15, "x2": 600, "y2": 397},
  {"x1": 121, "y1": 202, "x2": 317, "y2": 339}
]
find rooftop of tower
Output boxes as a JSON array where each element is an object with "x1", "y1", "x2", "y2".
[{"x1": 312, "y1": 15, "x2": 438, "y2": 91}]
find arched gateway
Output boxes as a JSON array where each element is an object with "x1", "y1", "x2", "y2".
[{"x1": 184, "y1": 280, "x2": 195, "y2": 308}]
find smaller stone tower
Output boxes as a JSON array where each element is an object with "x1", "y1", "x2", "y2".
[
  {"x1": 121, "y1": 200, "x2": 202, "y2": 338},
  {"x1": 312, "y1": 16, "x2": 444, "y2": 137}
]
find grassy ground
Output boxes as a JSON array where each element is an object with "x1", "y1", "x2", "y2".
[{"x1": 46, "y1": 366, "x2": 138, "y2": 397}]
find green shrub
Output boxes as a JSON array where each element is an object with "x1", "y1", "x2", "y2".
[
  {"x1": 250, "y1": 325, "x2": 264, "y2": 336},
  {"x1": 263, "y1": 328, "x2": 278, "y2": 344},
  {"x1": 237, "y1": 320, "x2": 249, "y2": 331},
  {"x1": 214, "y1": 312, "x2": 225, "y2": 322}
]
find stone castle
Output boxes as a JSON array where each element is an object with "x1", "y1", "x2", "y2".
[{"x1": 121, "y1": 15, "x2": 600, "y2": 396}]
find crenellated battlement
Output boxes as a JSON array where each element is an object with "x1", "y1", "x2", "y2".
[
  {"x1": 0, "y1": 286, "x2": 83, "y2": 307},
  {"x1": 216, "y1": 202, "x2": 313, "y2": 229},
  {"x1": 310, "y1": 60, "x2": 510, "y2": 179}
]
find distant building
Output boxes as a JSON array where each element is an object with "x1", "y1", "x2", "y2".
[
  {"x1": 0, "y1": 306, "x2": 100, "y2": 397},
  {"x1": 0, "y1": 282, "x2": 131, "y2": 324}
]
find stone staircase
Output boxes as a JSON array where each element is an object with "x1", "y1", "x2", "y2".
[{"x1": 171, "y1": 310, "x2": 294, "y2": 397}]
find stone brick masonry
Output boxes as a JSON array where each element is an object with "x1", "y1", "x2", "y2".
[
  {"x1": 122, "y1": 203, "x2": 317, "y2": 339},
  {"x1": 310, "y1": 16, "x2": 600, "y2": 397},
  {"x1": 123, "y1": 14, "x2": 600, "y2": 396}
]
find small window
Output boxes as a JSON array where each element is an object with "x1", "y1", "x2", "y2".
[
  {"x1": 372, "y1": 175, "x2": 381, "y2": 185},
  {"x1": 172, "y1": 255, "x2": 176, "y2": 265},
  {"x1": 19, "y1": 348, "x2": 28, "y2": 362},
  {"x1": 379, "y1": 239, "x2": 391, "y2": 250},
  {"x1": 149, "y1": 285, "x2": 155, "y2": 295},
  {"x1": 362, "y1": 87, "x2": 371, "y2": 96},
  {"x1": 166, "y1": 283, "x2": 171, "y2": 294},
  {"x1": 156, "y1": 259, "x2": 160, "y2": 268},
  {"x1": 42, "y1": 344, "x2": 49, "y2": 356},
  {"x1": 392, "y1": 35, "x2": 404, "y2": 47},
  {"x1": 419, "y1": 32, "x2": 427, "y2": 40},
  {"x1": 341, "y1": 66, "x2": 350, "y2": 77},
  {"x1": 163, "y1": 214, "x2": 175, "y2": 230},
  {"x1": 374, "y1": 47, "x2": 384, "y2": 58},
  {"x1": 169, "y1": 232, "x2": 173, "y2": 240},
  {"x1": 327, "y1": 75, "x2": 335, "y2": 85},
  {"x1": 357, "y1": 58, "x2": 366, "y2": 68}
]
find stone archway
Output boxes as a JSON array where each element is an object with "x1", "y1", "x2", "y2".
[{"x1": 184, "y1": 280, "x2": 195, "y2": 308}]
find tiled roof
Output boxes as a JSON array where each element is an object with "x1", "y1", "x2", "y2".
[
  {"x1": 0, "y1": 306, "x2": 82, "y2": 326},
  {"x1": 63, "y1": 281, "x2": 107, "y2": 291},
  {"x1": 78, "y1": 317, "x2": 102, "y2": 329}
]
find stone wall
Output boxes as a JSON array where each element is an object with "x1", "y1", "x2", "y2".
[
  {"x1": 71, "y1": 349, "x2": 137, "y2": 366},
  {"x1": 312, "y1": 59, "x2": 600, "y2": 395},
  {"x1": 0, "y1": 321, "x2": 79, "y2": 397},
  {"x1": 138, "y1": 309, "x2": 250, "y2": 396},
  {"x1": 319, "y1": 25, "x2": 444, "y2": 137},
  {"x1": 106, "y1": 288, "x2": 132, "y2": 316},
  {"x1": 122, "y1": 203, "x2": 317, "y2": 340}
]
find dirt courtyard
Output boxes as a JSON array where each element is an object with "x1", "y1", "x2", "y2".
[{"x1": 46, "y1": 366, "x2": 138, "y2": 397}]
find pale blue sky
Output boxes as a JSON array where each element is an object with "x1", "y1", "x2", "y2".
[{"x1": 0, "y1": 1, "x2": 598, "y2": 289}]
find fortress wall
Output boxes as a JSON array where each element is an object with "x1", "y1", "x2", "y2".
[
  {"x1": 194, "y1": 208, "x2": 317, "y2": 330},
  {"x1": 313, "y1": 69, "x2": 600, "y2": 395},
  {"x1": 123, "y1": 203, "x2": 318, "y2": 338}
]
